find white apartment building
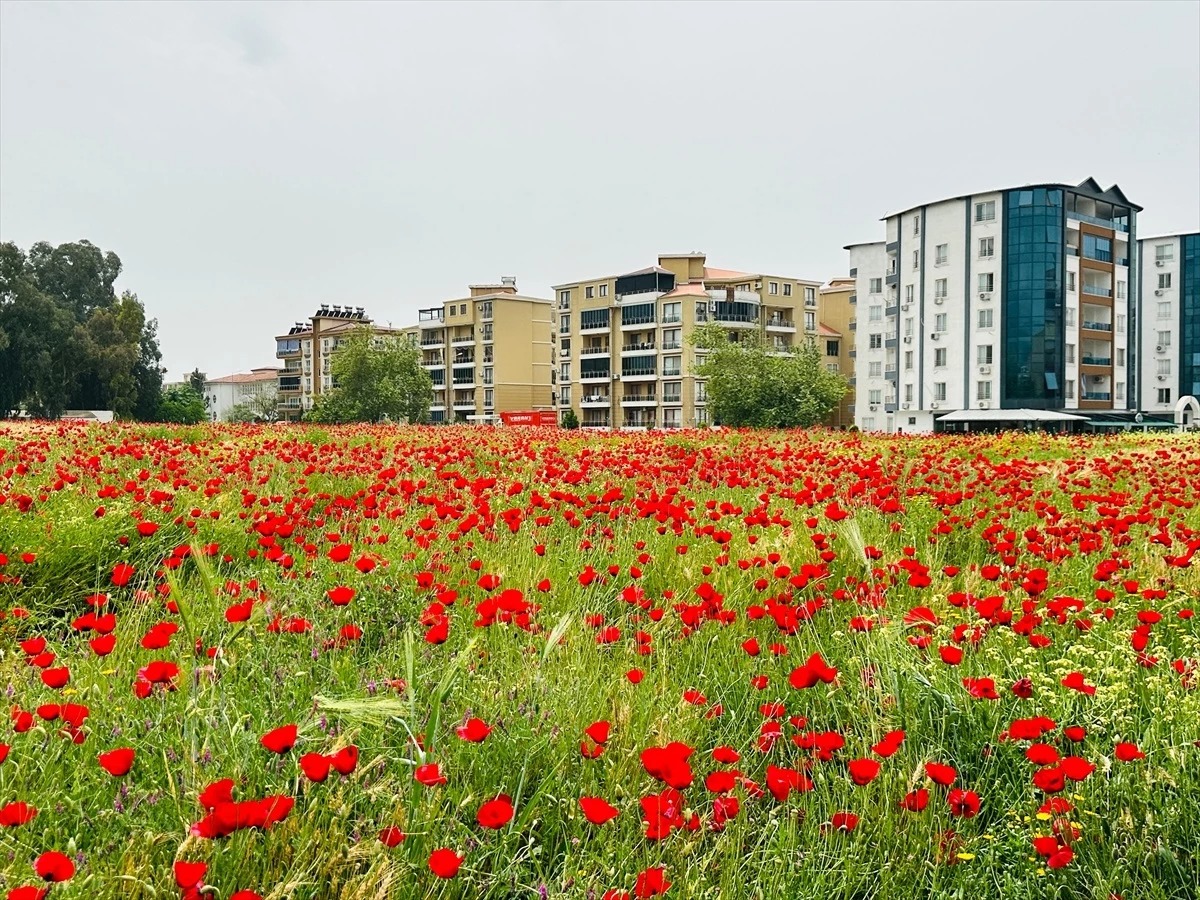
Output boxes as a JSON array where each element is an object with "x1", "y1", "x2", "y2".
[
  {"x1": 202, "y1": 368, "x2": 281, "y2": 421},
  {"x1": 849, "y1": 178, "x2": 1141, "y2": 433},
  {"x1": 1138, "y1": 232, "x2": 1199, "y2": 415}
]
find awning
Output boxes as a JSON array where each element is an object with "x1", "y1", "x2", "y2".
[{"x1": 937, "y1": 408, "x2": 1088, "y2": 423}]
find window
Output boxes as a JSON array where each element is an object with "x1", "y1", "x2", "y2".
[
  {"x1": 585, "y1": 286, "x2": 594, "y2": 299},
  {"x1": 782, "y1": 283, "x2": 792, "y2": 297},
  {"x1": 599, "y1": 284, "x2": 608, "y2": 297},
  {"x1": 662, "y1": 328, "x2": 682, "y2": 350},
  {"x1": 912, "y1": 250, "x2": 920, "y2": 270},
  {"x1": 868, "y1": 389, "x2": 882, "y2": 404},
  {"x1": 935, "y1": 244, "x2": 948, "y2": 265},
  {"x1": 1116, "y1": 349, "x2": 1125, "y2": 367},
  {"x1": 935, "y1": 313, "x2": 947, "y2": 332},
  {"x1": 696, "y1": 407, "x2": 709, "y2": 425},
  {"x1": 869, "y1": 333, "x2": 883, "y2": 349},
  {"x1": 1156, "y1": 244, "x2": 1174, "y2": 261},
  {"x1": 1157, "y1": 331, "x2": 1172, "y2": 347},
  {"x1": 904, "y1": 318, "x2": 914, "y2": 337},
  {"x1": 934, "y1": 382, "x2": 947, "y2": 402},
  {"x1": 1116, "y1": 315, "x2": 1126, "y2": 333},
  {"x1": 1116, "y1": 382, "x2": 1125, "y2": 401},
  {"x1": 1116, "y1": 280, "x2": 1126, "y2": 300},
  {"x1": 861, "y1": 417, "x2": 875, "y2": 431},
  {"x1": 826, "y1": 340, "x2": 839, "y2": 356},
  {"x1": 905, "y1": 384, "x2": 914, "y2": 402},
  {"x1": 975, "y1": 200, "x2": 996, "y2": 222},
  {"x1": 559, "y1": 290, "x2": 571, "y2": 307},
  {"x1": 805, "y1": 286, "x2": 816, "y2": 304},
  {"x1": 1159, "y1": 273, "x2": 1173, "y2": 290},
  {"x1": 769, "y1": 282, "x2": 779, "y2": 295},
  {"x1": 1158, "y1": 358, "x2": 1172, "y2": 376},
  {"x1": 869, "y1": 278, "x2": 883, "y2": 294},
  {"x1": 1066, "y1": 344, "x2": 1075, "y2": 364},
  {"x1": 560, "y1": 362, "x2": 570, "y2": 381},
  {"x1": 977, "y1": 345, "x2": 993, "y2": 365},
  {"x1": 978, "y1": 272, "x2": 994, "y2": 292},
  {"x1": 935, "y1": 278, "x2": 948, "y2": 298},
  {"x1": 662, "y1": 302, "x2": 681, "y2": 324},
  {"x1": 869, "y1": 361, "x2": 882, "y2": 377},
  {"x1": 869, "y1": 305, "x2": 883, "y2": 322},
  {"x1": 904, "y1": 351, "x2": 913, "y2": 370},
  {"x1": 913, "y1": 217, "x2": 920, "y2": 236},
  {"x1": 560, "y1": 386, "x2": 571, "y2": 406},
  {"x1": 804, "y1": 311, "x2": 816, "y2": 331},
  {"x1": 979, "y1": 237, "x2": 994, "y2": 258},
  {"x1": 484, "y1": 388, "x2": 494, "y2": 407},
  {"x1": 695, "y1": 382, "x2": 708, "y2": 403},
  {"x1": 662, "y1": 408, "x2": 681, "y2": 428},
  {"x1": 662, "y1": 357, "x2": 681, "y2": 376},
  {"x1": 662, "y1": 382, "x2": 681, "y2": 403},
  {"x1": 978, "y1": 308, "x2": 994, "y2": 329},
  {"x1": 559, "y1": 314, "x2": 570, "y2": 334},
  {"x1": 1158, "y1": 302, "x2": 1172, "y2": 319},
  {"x1": 1065, "y1": 307, "x2": 1076, "y2": 327},
  {"x1": 934, "y1": 348, "x2": 947, "y2": 367},
  {"x1": 1083, "y1": 234, "x2": 1112, "y2": 262},
  {"x1": 1065, "y1": 379, "x2": 1074, "y2": 400},
  {"x1": 1158, "y1": 388, "x2": 1172, "y2": 404},
  {"x1": 905, "y1": 285, "x2": 914, "y2": 303},
  {"x1": 1067, "y1": 272, "x2": 1076, "y2": 293},
  {"x1": 977, "y1": 381, "x2": 992, "y2": 400}
]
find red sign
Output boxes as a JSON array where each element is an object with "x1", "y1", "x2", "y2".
[{"x1": 500, "y1": 410, "x2": 558, "y2": 426}]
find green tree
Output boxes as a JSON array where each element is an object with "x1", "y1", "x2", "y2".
[
  {"x1": 691, "y1": 322, "x2": 847, "y2": 428},
  {"x1": 187, "y1": 368, "x2": 207, "y2": 396},
  {"x1": 226, "y1": 389, "x2": 280, "y2": 423},
  {"x1": 310, "y1": 328, "x2": 433, "y2": 424},
  {"x1": 561, "y1": 409, "x2": 580, "y2": 429},
  {"x1": 156, "y1": 384, "x2": 207, "y2": 424}
]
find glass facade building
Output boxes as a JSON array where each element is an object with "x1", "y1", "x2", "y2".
[
  {"x1": 1002, "y1": 188, "x2": 1064, "y2": 408},
  {"x1": 1182, "y1": 233, "x2": 1200, "y2": 399}
]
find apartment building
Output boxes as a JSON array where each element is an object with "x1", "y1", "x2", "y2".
[
  {"x1": 202, "y1": 368, "x2": 280, "y2": 421},
  {"x1": 1138, "y1": 232, "x2": 1199, "y2": 415},
  {"x1": 849, "y1": 178, "x2": 1142, "y2": 433},
  {"x1": 553, "y1": 252, "x2": 822, "y2": 429},
  {"x1": 415, "y1": 278, "x2": 553, "y2": 423},
  {"x1": 274, "y1": 306, "x2": 407, "y2": 421},
  {"x1": 819, "y1": 278, "x2": 855, "y2": 427}
]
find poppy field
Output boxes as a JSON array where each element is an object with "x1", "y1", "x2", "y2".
[{"x1": 0, "y1": 422, "x2": 1198, "y2": 900}]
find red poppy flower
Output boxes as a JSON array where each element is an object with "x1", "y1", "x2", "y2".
[
  {"x1": 872, "y1": 730, "x2": 905, "y2": 758},
  {"x1": 88, "y1": 633, "x2": 116, "y2": 656},
  {"x1": 947, "y1": 789, "x2": 980, "y2": 818},
  {"x1": 847, "y1": 758, "x2": 881, "y2": 786},
  {"x1": 585, "y1": 721, "x2": 611, "y2": 745},
  {"x1": 40, "y1": 667, "x2": 70, "y2": 689},
  {"x1": 174, "y1": 861, "x2": 207, "y2": 889},
  {"x1": 199, "y1": 778, "x2": 235, "y2": 809},
  {"x1": 900, "y1": 788, "x2": 929, "y2": 811},
  {"x1": 924, "y1": 762, "x2": 957, "y2": 786},
  {"x1": 230, "y1": 893, "x2": 263, "y2": 900},
  {"x1": 7, "y1": 887, "x2": 48, "y2": 900},
  {"x1": 476, "y1": 794, "x2": 514, "y2": 829},
  {"x1": 1061, "y1": 672, "x2": 1096, "y2": 695},
  {"x1": 828, "y1": 811, "x2": 859, "y2": 832},
  {"x1": 261, "y1": 724, "x2": 297, "y2": 755},
  {"x1": 415, "y1": 763, "x2": 447, "y2": 786},
  {"x1": 379, "y1": 825, "x2": 405, "y2": 847},
  {"x1": 34, "y1": 851, "x2": 75, "y2": 882},
  {"x1": 579, "y1": 796, "x2": 619, "y2": 825},
  {"x1": 225, "y1": 599, "x2": 254, "y2": 622},
  {"x1": 1114, "y1": 742, "x2": 1145, "y2": 762},
  {"x1": 111, "y1": 562, "x2": 136, "y2": 587},
  {"x1": 456, "y1": 717, "x2": 492, "y2": 742},
  {"x1": 1047, "y1": 847, "x2": 1074, "y2": 869},
  {"x1": 299, "y1": 753, "x2": 331, "y2": 782},
  {"x1": 634, "y1": 867, "x2": 671, "y2": 898},
  {"x1": 0, "y1": 801, "x2": 38, "y2": 827},
  {"x1": 626, "y1": 668, "x2": 644, "y2": 684},
  {"x1": 98, "y1": 747, "x2": 135, "y2": 776},
  {"x1": 329, "y1": 745, "x2": 358, "y2": 775},
  {"x1": 327, "y1": 585, "x2": 355, "y2": 606},
  {"x1": 428, "y1": 848, "x2": 463, "y2": 878}
]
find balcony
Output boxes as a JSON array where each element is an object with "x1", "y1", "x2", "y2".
[
  {"x1": 713, "y1": 311, "x2": 759, "y2": 328},
  {"x1": 420, "y1": 334, "x2": 446, "y2": 347},
  {"x1": 621, "y1": 393, "x2": 657, "y2": 406},
  {"x1": 1082, "y1": 283, "x2": 1112, "y2": 298},
  {"x1": 621, "y1": 315, "x2": 657, "y2": 330},
  {"x1": 452, "y1": 377, "x2": 477, "y2": 389},
  {"x1": 662, "y1": 393, "x2": 682, "y2": 405},
  {"x1": 621, "y1": 366, "x2": 657, "y2": 382},
  {"x1": 581, "y1": 368, "x2": 611, "y2": 382},
  {"x1": 580, "y1": 317, "x2": 611, "y2": 334},
  {"x1": 765, "y1": 316, "x2": 796, "y2": 332},
  {"x1": 622, "y1": 341, "x2": 656, "y2": 354},
  {"x1": 661, "y1": 341, "x2": 682, "y2": 351},
  {"x1": 707, "y1": 289, "x2": 759, "y2": 305},
  {"x1": 1081, "y1": 321, "x2": 1113, "y2": 333},
  {"x1": 451, "y1": 331, "x2": 475, "y2": 346},
  {"x1": 1082, "y1": 392, "x2": 1112, "y2": 401},
  {"x1": 580, "y1": 344, "x2": 610, "y2": 357},
  {"x1": 1069, "y1": 211, "x2": 1128, "y2": 233},
  {"x1": 422, "y1": 355, "x2": 445, "y2": 368},
  {"x1": 581, "y1": 393, "x2": 611, "y2": 407},
  {"x1": 276, "y1": 339, "x2": 302, "y2": 358},
  {"x1": 1081, "y1": 356, "x2": 1112, "y2": 366},
  {"x1": 419, "y1": 310, "x2": 445, "y2": 329},
  {"x1": 661, "y1": 314, "x2": 682, "y2": 325}
]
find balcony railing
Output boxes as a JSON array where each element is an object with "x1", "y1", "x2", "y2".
[
  {"x1": 766, "y1": 316, "x2": 795, "y2": 328},
  {"x1": 713, "y1": 312, "x2": 759, "y2": 324},
  {"x1": 1081, "y1": 356, "x2": 1112, "y2": 366},
  {"x1": 1083, "y1": 249, "x2": 1113, "y2": 263},
  {"x1": 661, "y1": 315, "x2": 682, "y2": 324},
  {"x1": 420, "y1": 336, "x2": 445, "y2": 346},
  {"x1": 581, "y1": 345, "x2": 610, "y2": 356},
  {"x1": 623, "y1": 341, "x2": 655, "y2": 352},
  {"x1": 1082, "y1": 321, "x2": 1113, "y2": 332},
  {"x1": 1082, "y1": 392, "x2": 1112, "y2": 401},
  {"x1": 581, "y1": 369, "x2": 611, "y2": 380},
  {"x1": 621, "y1": 315, "x2": 656, "y2": 327},
  {"x1": 1070, "y1": 212, "x2": 1129, "y2": 233},
  {"x1": 1082, "y1": 284, "x2": 1112, "y2": 298},
  {"x1": 662, "y1": 393, "x2": 682, "y2": 404},
  {"x1": 622, "y1": 366, "x2": 656, "y2": 377},
  {"x1": 661, "y1": 341, "x2": 682, "y2": 351}
]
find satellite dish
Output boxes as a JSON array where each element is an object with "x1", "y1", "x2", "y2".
[{"x1": 1135, "y1": 413, "x2": 1144, "y2": 423}]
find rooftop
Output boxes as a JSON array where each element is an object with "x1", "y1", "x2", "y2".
[{"x1": 882, "y1": 177, "x2": 1143, "y2": 221}]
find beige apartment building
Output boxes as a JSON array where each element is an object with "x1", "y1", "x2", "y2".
[
  {"x1": 820, "y1": 278, "x2": 856, "y2": 427},
  {"x1": 274, "y1": 306, "x2": 408, "y2": 421},
  {"x1": 553, "y1": 252, "x2": 823, "y2": 429},
  {"x1": 415, "y1": 278, "x2": 553, "y2": 423}
]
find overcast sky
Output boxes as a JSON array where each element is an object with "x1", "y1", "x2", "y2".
[{"x1": 2, "y1": 0, "x2": 1198, "y2": 380}]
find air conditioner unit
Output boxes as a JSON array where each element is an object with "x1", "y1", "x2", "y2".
[
  {"x1": 754, "y1": 282, "x2": 762, "y2": 290},
  {"x1": 934, "y1": 296, "x2": 945, "y2": 305},
  {"x1": 1157, "y1": 374, "x2": 1167, "y2": 382},
  {"x1": 1155, "y1": 289, "x2": 1164, "y2": 296},
  {"x1": 979, "y1": 292, "x2": 992, "y2": 301},
  {"x1": 931, "y1": 333, "x2": 941, "y2": 341},
  {"x1": 902, "y1": 402, "x2": 911, "y2": 409},
  {"x1": 979, "y1": 365, "x2": 992, "y2": 375},
  {"x1": 902, "y1": 303, "x2": 911, "y2": 311},
  {"x1": 903, "y1": 336, "x2": 912, "y2": 344},
  {"x1": 612, "y1": 373, "x2": 620, "y2": 380},
  {"x1": 1156, "y1": 260, "x2": 1165, "y2": 267},
  {"x1": 979, "y1": 401, "x2": 990, "y2": 409},
  {"x1": 869, "y1": 405, "x2": 879, "y2": 411},
  {"x1": 930, "y1": 402, "x2": 940, "y2": 409},
  {"x1": 1157, "y1": 345, "x2": 1166, "y2": 353}
]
